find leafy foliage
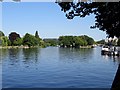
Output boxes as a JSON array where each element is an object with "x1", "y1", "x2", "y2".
[
  {"x1": 0, "y1": 31, "x2": 5, "y2": 37},
  {"x1": 59, "y1": 36, "x2": 73, "y2": 47},
  {"x1": 0, "y1": 31, "x2": 95, "y2": 48},
  {"x1": 73, "y1": 36, "x2": 84, "y2": 47},
  {"x1": 35, "y1": 31, "x2": 40, "y2": 39},
  {"x1": 43, "y1": 39, "x2": 58, "y2": 46},
  {"x1": 23, "y1": 33, "x2": 39, "y2": 47},
  {"x1": 9, "y1": 32, "x2": 21, "y2": 45},
  {"x1": 13, "y1": 38, "x2": 22, "y2": 46},
  {"x1": 57, "y1": 1, "x2": 120, "y2": 37},
  {"x1": 58, "y1": 35, "x2": 94, "y2": 48},
  {"x1": 96, "y1": 39, "x2": 105, "y2": 44},
  {"x1": 0, "y1": 36, "x2": 9, "y2": 46},
  {"x1": 81, "y1": 35, "x2": 94, "y2": 45}
]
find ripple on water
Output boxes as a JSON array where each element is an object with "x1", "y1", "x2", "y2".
[{"x1": 2, "y1": 47, "x2": 119, "y2": 88}]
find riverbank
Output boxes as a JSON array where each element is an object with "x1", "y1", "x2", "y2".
[
  {"x1": 80, "y1": 45, "x2": 94, "y2": 48},
  {"x1": 59, "y1": 45, "x2": 95, "y2": 48},
  {"x1": 0, "y1": 46, "x2": 43, "y2": 49},
  {"x1": 0, "y1": 45, "x2": 95, "y2": 49}
]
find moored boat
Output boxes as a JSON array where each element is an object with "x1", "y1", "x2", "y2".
[{"x1": 101, "y1": 45, "x2": 120, "y2": 56}]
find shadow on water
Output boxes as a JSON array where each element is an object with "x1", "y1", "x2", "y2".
[{"x1": 22, "y1": 47, "x2": 39, "y2": 64}]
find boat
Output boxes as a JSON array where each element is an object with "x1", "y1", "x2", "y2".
[
  {"x1": 101, "y1": 45, "x2": 120, "y2": 56},
  {"x1": 101, "y1": 45, "x2": 110, "y2": 55}
]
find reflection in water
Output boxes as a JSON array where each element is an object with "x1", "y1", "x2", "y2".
[
  {"x1": 113, "y1": 56, "x2": 120, "y2": 63},
  {"x1": 110, "y1": 56, "x2": 120, "y2": 64},
  {"x1": 2, "y1": 48, "x2": 21, "y2": 66},
  {"x1": 2, "y1": 47, "x2": 120, "y2": 88},
  {"x1": 0, "y1": 49, "x2": 8, "y2": 61},
  {"x1": 8, "y1": 48, "x2": 21, "y2": 64},
  {"x1": 102, "y1": 55, "x2": 120, "y2": 64},
  {"x1": 22, "y1": 48, "x2": 39, "y2": 63},
  {"x1": 1, "y1": 48, "x2": 40, "y2": 66},
  {"x1": 59, "y1": 48, "x2": 94, "y2": 63}
]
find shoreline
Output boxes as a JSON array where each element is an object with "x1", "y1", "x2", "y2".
[
  {"x1": 59, "y1": 45, "x2": 95, "y2": 48},
  {"x1": 0, "y1": 46, "x2": 40, "y2": 49},
  {"x1": 0, "y1": 45, "x2": 94, "y2": 49}
]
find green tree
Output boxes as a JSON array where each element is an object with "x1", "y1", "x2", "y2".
[
  {"x1": 7, "y1": 39, "x2": 11, "y2": 46},
  {"x1": 96, "y1": 39, "x2": 105, "y2": 44},
  {"x1": 0, "y1": 31, "x2": 5, "y2": 37},
  {"x1": 0, "y1": 36, "x2": 9, "y2": 46},
  {"x1": 35, "y1": 31, "x2": 39, "y2": 39},
  {"x1": 13, "y1": 38, "x2": 22, "y2": 46},
  {"x1": 79, "y1": 36, "x2": 88, "y2": 46},
  {"x1": 73, "y1": 36, "x2": 84, "y2": 47},
  {"x1": 35, "y1": 31, "x2": 44, "y2": 46},
  {"x1": 79, "y1": 35, "x2": 94, "y2": 45},
  {"x1": 84, "y1": 35, "x2": 94, "y2": 45},
  {"x1": 59, "y1": 36, "x2": 73, "y2": 47},
  {"x1": 57, "y1": 1, "x2": 119, "y2": 38},
  {"x1": 23, "y1": 33, "x2": 39, "y2": 47},
  {"x1": 43, "y1": 39, "x2": 58, "y2": 46},
  {"x1": 58, "y1": 35, "x2": 93, "y2": 48}
]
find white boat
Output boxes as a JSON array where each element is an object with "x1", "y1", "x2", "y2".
[{"x1": 101, "y1": 45, "x2": 120, "y2": 56}]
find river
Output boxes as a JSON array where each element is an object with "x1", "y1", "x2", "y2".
[{"x1": 1, "y1": 46, "x2": 120, "y2": 88}]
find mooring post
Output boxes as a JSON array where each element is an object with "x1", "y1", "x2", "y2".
[{"x1": 111, "y1": 64, "x2": 120, "y2": 90}]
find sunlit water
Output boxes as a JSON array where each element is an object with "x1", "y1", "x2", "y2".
[{"x1": 1, "y1": 47, "x2": 120, "y2": 88}]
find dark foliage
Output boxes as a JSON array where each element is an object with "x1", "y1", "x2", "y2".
[
  {"x1": 9, "y1": 32, "x2": 21, "y2": 45},
  {"x1": 43, "y1": 38, "x2": 58, "y2": 46},
  {"x1": 57, "y1": 1, "x2": 120, "y2": 38},
  {"x1": 35, "y1": 31, "x2": 39, "y2": 39},
  {"x1": 59, "y1": 35, "x2": 94, "y2": 48},
  {"x1": 96, "y1": 39, "x2": 105, "y2": 44},
  {"x1": 23, "y1": 33, "x2": 39, "y2": 47}
]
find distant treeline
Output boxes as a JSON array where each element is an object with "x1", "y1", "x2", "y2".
[
  {"x1": 43, "y1": 35, "x2": 95, "y2": 48},
  {"x1": 58, "y1": 35, "x2": 95, "y2": 48},
  {"x1": 1, "y1": 30, "x2": 107, "y2": 48},
  {"x1": 0, "y1": 31, "x2": 45, "y2": 47},
  {"x1": 43, "y1": 38, "x2": 58, "y2": 46}
]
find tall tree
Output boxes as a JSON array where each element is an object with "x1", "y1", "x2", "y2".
[
  {"x1": 35, "y1": 31, "x2": 39, "y2": 39},
  {"x1": 56, "y1": 1, "x2": 120, "y2": 38}
]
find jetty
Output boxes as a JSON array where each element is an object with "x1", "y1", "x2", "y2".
[{"x1": 101, "y1": 45, "x2": 120, "y2": 56}]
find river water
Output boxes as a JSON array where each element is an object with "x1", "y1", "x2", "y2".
[{"x1": 1, "y1": 46, "x2": 120, "y2": 88}]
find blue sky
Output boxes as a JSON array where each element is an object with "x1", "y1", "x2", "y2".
[{"x1": 2, "y1": 2, "x2": 106, "y2": 41}]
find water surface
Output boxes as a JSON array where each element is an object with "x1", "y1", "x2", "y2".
[{"x1": 1, "y1": 47, "x2": 120, "y2": 88}]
